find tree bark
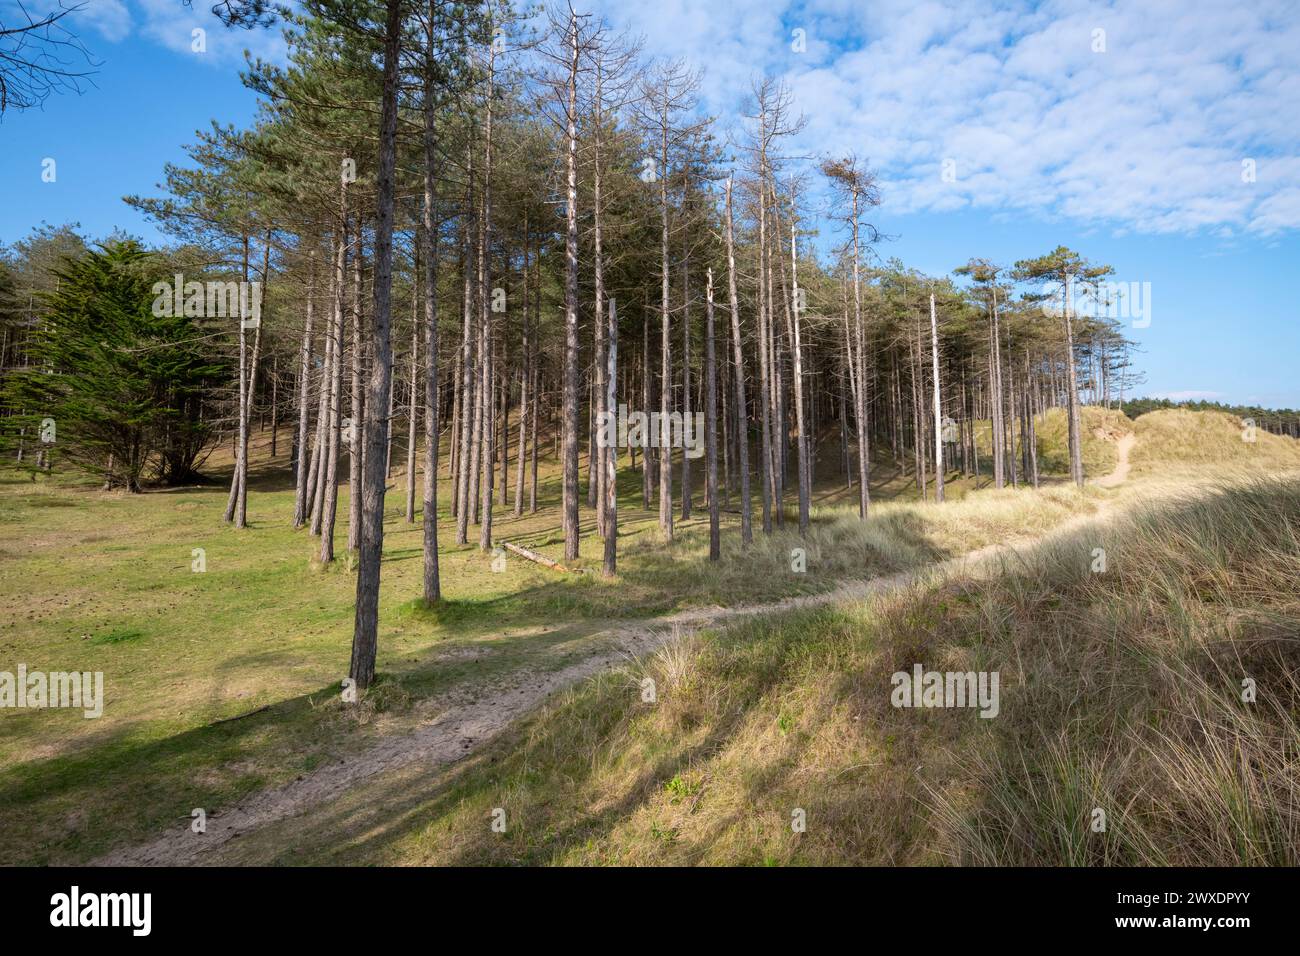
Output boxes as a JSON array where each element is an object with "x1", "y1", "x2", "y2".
[
  {"x1": 788, "y1": 204, "x2": 809, "y2": 534},
  {"x1": 421, "y1": 29, "x2": 441, "y2": 602},
  {"x1": 724, "y1": 178, "x2": 752, "y2": 545},
  {"x1": 602, "y1": 298, "x2": 618, "y2": 577},
  {"x1": 319, "y1": 211, "x2": 347, "y2": 562},
  {"x1": 347, "y1": 236, "x2": 366, "y2": 551},
  {"x1": 705, "y1": 267, "x2": 720, "y2": 559},
  {"x1": 929, "y1": 293, "x2": 944, "y2": 503},
  {"x1": 405, "y1": 248, "x2": 419, "y2": 523},
  {"x1": 561, "y1": 12, "x2": 581, "y2": 560},
  {"x1": 349, "y1": 0, "x2": 401, "y2": 690}
]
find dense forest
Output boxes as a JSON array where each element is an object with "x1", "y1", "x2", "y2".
[{"x1": 0, "y1": 0, "x2": 1171, "y2": 689}]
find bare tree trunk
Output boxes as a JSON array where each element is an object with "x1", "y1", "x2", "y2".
[
  {"x1": 293, "y1": 249, "x2": 317, "y2": 527},
  {"x1": 602, "y1": 299, "x2": 618, "y2": 577},
  {"x1": 1063, "y1": 276, "x2": 1084, "y2": 486},
  {"x1": 756, "y1": 181, "x2": 774, "y2": 534},
  {"x1": 240, "y1": 240, "x2": 268, "y2": 524},
  {"x1": 561, "y1": 12, "x2": 581, "y2": 560},
  {"x1": 349, "y1": 0, "x2": 401, "y2": 690},
  {"x1": 479, "y1": 45, "x2": 497, "y2": 553},
  {"x1": 788, "y1": 202, "x2": 809, "y2": 534},
  {"x1": 929, "y1": 293, "x2": 944, "y2": 503},
  {"x1": 348, "y1": 237, "x2": 366, "y2": 551},
  {"x1": 705, "y1": 268, "x2": 720, "y2": 559},
  {"x1": 478, "y1": 291, "x2": 494, "y2": 550},
  {"x1": 724, "y1": 178, "x2": 752, "y2": 545},
  {"x1": 225, "y1": 233, "x2": 252, "y2": 526},
  {"x1": 309, "y1": 231, "x2": 342, "y2": 534},
  {"x1": 514, "y1": 226, "x2": 531, "y2": 518},
  {"x1": 270, "y1": 353, "x2": 279, "y2": 457},
  {"x1": 1026, "y1": 349, "x2": 1040, "y2": 488},
  {"x1": 591, "y1": 74, "x2": 608, "y2": 532},
  {"x1": 721, "y1": 319, "x2": 731, "y2": 506},
  {"x1": 680, "y1": 241, "x2": 692, "y2": 522},
  {"x1": 529, "y1": 250, "x2": 539, "y2": 516},
  {"x1": 910, "y1": 323, "x2": 925, "y2": 497},
  {"x1": 320, "y1": 211, "x2": 348, "y2": 563},
  {"x1": 849, "y1": 195, "x2": 869, "y2": 517},
  {"x1": 657, "y1": 117, "x2": 673, "y2": 541},
  {"x1": 990, "y1": 284, "x2": 1005, "y2": 489},
  {"x1": 642, "y1": 313, "x2": 652, "y2": 510},
  {"x1": 447, "y1": 344, "x2": 460, "y2": 488},
  {"x1": 405, "y1": 248, "x2": 419, "y2": 523},
  {"x1": 421, "y1": 28, "x2": 441, "y2": 602},
  {"x1": 498, "y1": 334, "x2": 508, "y2": 508},
  {"x1": 455, "y1": 208, "x2": 475, "y2": 543},
  {"x1": 529, "y1": 345, "x2": 539, "y2": 513}
]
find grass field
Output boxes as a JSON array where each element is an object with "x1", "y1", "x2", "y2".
[
  {"x1": 2, "y1": 406, "x2": 1297, "y2": 865},
  {"x1": 249, "y1": 474, "x2": 1294, "y2": 867}
]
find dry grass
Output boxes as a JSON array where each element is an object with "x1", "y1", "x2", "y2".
[
  {"x1": 0, "y1": 426, "x2": 1106, "y2": 864},
  {"x1": 1034, "y1": 405, "x2": 1130, "y2": 477},
  {"x1": 308, "y1": 474, "x2": 1299, "y2": 866},
  {"x1": 1130, "y1": 407, "x2": 1300, "y2": 477},
  {"x1": 8, "y1": 409, "x2": 1297, "y2": 866}
]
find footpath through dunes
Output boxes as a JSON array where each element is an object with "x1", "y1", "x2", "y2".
[
  {"x1": 205, "y1": 474, "x2": 1300, "y2": 867},
  {"x1": 1093, "y1": 430, "x2": 1136, "y2": 488},
  {"x1": 44, "y1": 408, "x2": 1294, "y2": 866},
  {"x1": 0, "y1": 428, "x2": 1107, "y2": 866},
  {"x1": 94, "y1": 492, "x2": 1134, "y2": 866}
]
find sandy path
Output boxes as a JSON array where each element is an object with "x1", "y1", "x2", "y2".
[
  {"x1": 93, "y1": 516, "x2": 1107, "y2": 867},
  {"x1": 1095, "y1": 432, "x2": 1137, "y2": 488}
]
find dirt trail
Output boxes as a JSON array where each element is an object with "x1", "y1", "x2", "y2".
[
  {"x1": 1095, "y1": 432, "x2": 1137, "y2": 488},
  {"x1": 93, "y1": 513, "x2": 1112, "y2": 867}
]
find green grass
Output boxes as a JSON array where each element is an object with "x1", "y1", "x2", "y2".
[
  {"x1": 6, "y1": 408, "x2": 1288, "y2": 866},
  {"x1": 0, "y1": 427, "x2": 1104, "y2": 864},
  {"x1": 241, "y1": 474, "x2": 1298, "y2": 866},
  {"x1": 1032, "y1": 405, "x2": 1128, "y2": 477}
]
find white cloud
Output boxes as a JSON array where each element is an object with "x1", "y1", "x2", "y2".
[
  {"x1": 589, "y1": 0, "x2": 1300, "y2": 237},
  {"x1": 76, "y1": 0, "x2": 132, "y2": 43},
  {"x1": 132, "y1": 0, "x2": 286, "y2": 65}
]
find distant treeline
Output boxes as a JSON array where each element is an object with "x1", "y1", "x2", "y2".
[{"x1": 1123, "y1": 397, "x2": 1300, "y2": 438}]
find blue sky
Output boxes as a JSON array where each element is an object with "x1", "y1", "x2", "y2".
[{"x1": 2, "y1": 0, "x2": 1297, "y2": 407}]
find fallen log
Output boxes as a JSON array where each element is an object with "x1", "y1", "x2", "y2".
[{"x1": 500, "y1": 540, "x2": 585, "y2": 574}]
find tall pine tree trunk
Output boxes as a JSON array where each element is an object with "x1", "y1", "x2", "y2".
[
  {"x1": 561, "y1": 12, "x2": 581, "y2": 560},
  {"x1": 348, "y1": 237, "x2": 366, "y2": 551},
  {"x1": 349, "y1": 0, "x2": 401, "y2": 689},
  {"x1": 293, "y1": 249, "x2": 317, "y2": 527},
  {"x1": 724, "y1": 178, "x2": 752, "y2": 545},
  {"x1": 319, "y1": 210, "x2": 347, "y2": 563},
  {"x1": 602, "y1": 298, "x2": 618, "y2": 577},
  {"x1": 405, "y1": 251, "x2": 419, "y2": 523},
  {"x1": 705, "y1": 268, "x2": 720, "y2": 559}
]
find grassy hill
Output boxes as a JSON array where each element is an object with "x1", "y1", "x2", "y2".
[
  {"x1": 1130, "y1": 407, "x2": 1300, "y2": 475},
  {"x1": 969, "y1": 404, "x2": 1127, "y2": 479},
  {"x1": 269, "y1": 474, "x2": 1297, "y2": 866},
  {"x1": 1033, "y1": 405, "x2": 1128, "y2": 477},
  {"x1": 3, "y1": 407, "x2": 1298, "y2": 865}
]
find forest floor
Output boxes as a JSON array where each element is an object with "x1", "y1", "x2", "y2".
[
  {"x1": 91, "y1": 501, "x2": 1121, "y2": 866},
  {"x1": 6, "y1": 407, "x2": 1299, "y2": 865}
]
